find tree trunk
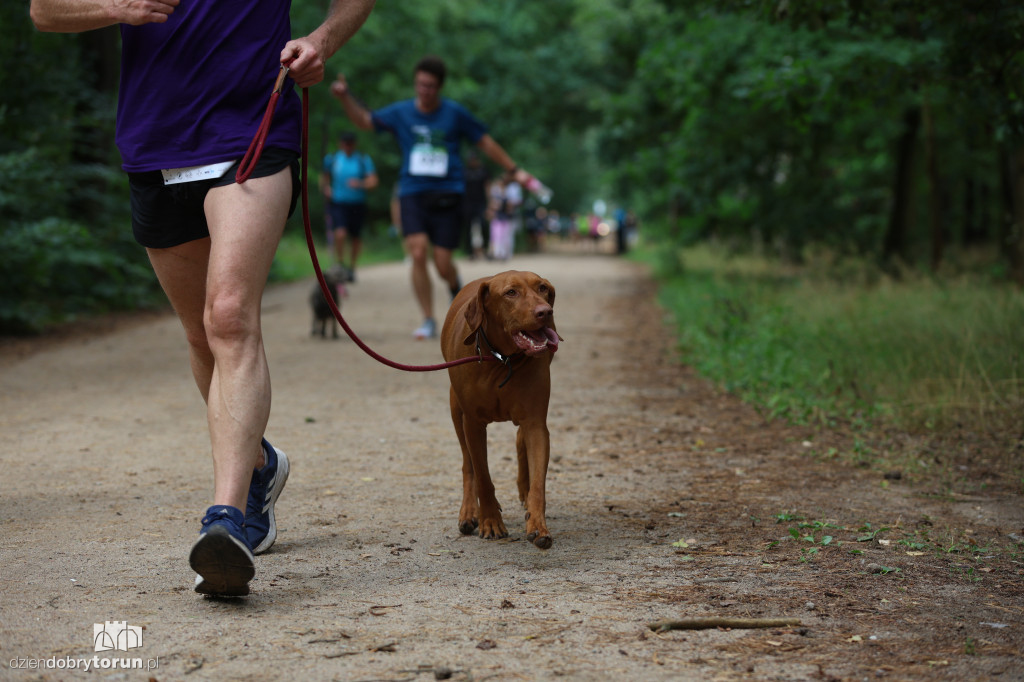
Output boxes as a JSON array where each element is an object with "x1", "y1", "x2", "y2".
[
  {"x1": 882, "y1": 107, "x2": 920, "y2": 269},
  {"x1": 1001, "y1": 148, "x2": 1024, "y2": 286},
  {"x1": 921, "y1": 94, "x2": 944, "y2": 272},
  {"x1": 963, "y1": 179, "x2": 979, "y2": 246}
]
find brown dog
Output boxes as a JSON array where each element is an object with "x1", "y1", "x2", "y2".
[{"x1": 441, "y1": 270, "x2": 562, "y2": 549}]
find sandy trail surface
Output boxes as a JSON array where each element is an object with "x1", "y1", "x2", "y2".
[{"x1": 1, "y1": 249, "x2": 1022, "y2": 681}]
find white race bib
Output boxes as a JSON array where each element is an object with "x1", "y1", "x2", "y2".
[
  {"x1": 160, "y1": 160, "x2": 235, "y2": 185},
  {"x1": 409, "y1": 143, "x2": 448, "y2": 177}
]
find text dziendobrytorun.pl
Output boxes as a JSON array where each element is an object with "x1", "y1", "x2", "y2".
[{"x1": 9, "y1": 655, "x2": 159, "y2": 672}]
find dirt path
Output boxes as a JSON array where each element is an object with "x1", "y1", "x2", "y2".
[{"x1": 1, "y1": 249, "x2": 1021, "y2": 681}]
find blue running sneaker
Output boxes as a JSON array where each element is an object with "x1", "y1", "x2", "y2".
[
  {"x1": 413, "y1": 317, "x2": 437, "y2": 340},
  {"x1": 245, "y1": 439, "x2": 290, "y2": 555},
  {"x1": 190, "y1": 505, "x2": 254, "y2": 596}
]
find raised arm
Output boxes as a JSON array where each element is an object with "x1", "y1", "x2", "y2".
[
  {"x1": 30, "y1": 0, "x2": 180, "y2": 32},
  {"x1": 328, "y1": 74, "x2": 374, "y2": 131},
  {"x1": 281, "y1": 0, "x2": 377, "y2": 89}
]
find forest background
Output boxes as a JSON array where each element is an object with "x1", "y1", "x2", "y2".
[{"x1": 1, "y1": 0, "x2": 1022, "y2": 486}]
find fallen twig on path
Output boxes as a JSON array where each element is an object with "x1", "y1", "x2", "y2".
[{"x1": 649, "y1": 617, "x2": 801, "y2": 632}]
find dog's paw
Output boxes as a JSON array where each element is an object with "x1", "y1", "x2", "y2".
[
  {"x1": 478, "y1": 518, "x2": 508, "y2": 540},
  {"x1": 458, "y1": 518, "x2": 479, "y2": 535},
  {"x1": 526, "y1": 511, "x2": 553, "y2": 549},
  {"x1": 526, "y1": 531, "x2": 553, "y2": 550}
]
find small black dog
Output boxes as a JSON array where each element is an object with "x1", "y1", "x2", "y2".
[{"x1": 310, "y1": 264, "x2": 349, "y2": 339}]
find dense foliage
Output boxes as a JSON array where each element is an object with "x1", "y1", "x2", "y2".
[
  {"x1": 602, "y1": 1, "x2": 1024, "y2": 278},
  {"x1": 3, "y1": 1, "x2": 1024, "y2": 332}
]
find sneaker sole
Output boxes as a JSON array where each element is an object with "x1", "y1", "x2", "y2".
[
  {"x1": 189, "y1": 526, "x2": 255, "y2": 596},
  {"x1": 252, "y1": 447, "x2": 290, "y2": 555}
]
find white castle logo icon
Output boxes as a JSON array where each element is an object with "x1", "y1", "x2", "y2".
[{"x1": 93, "y1": 621, "x2": 143, "y2": 652}]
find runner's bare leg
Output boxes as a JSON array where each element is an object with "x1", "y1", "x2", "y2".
[
  {"x1": 405, "y1": 232, "x2": 433, "y2": 320},
  {"x1": 147, "y1": 169, "x2": 290, "y2": 511}
]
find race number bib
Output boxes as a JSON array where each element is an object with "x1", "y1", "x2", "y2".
[
  {"x1": 409, "y1": 143, "x2": 448, "y2": 177},
  {"x1": 160, "y1": 160, "x2": 235, "y2": 185}
]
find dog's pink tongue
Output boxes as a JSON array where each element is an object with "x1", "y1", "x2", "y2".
[{"x1": 544, "y1": 327, "x2": 560, "y2": 352}]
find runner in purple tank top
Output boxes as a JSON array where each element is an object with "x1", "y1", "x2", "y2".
[{"x1": 30, "y1": 0, "x2": 377, "y2": 597}]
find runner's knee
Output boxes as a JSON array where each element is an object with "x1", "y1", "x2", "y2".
[
  {"x1": 204, "y1": 293, "x2": 258, "y2": 348},
  {"x1": 406, "y1": 237, "x2": 429, "y2": 264}
]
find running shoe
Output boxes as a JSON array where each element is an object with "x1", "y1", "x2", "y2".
[
  {"x1": 190, "y1": 505, "x2": 254, "y2": 597},
  {"x1": 412, "y1": 318, "x2": 437, "y2": 340},
  {"x1": 245, "y1": 439, "x2": 290, "y2": 555}
]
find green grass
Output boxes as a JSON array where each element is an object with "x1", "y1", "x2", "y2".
[
  {"x1": 645, "y1": 243, "x2": 1024, "y2": 437},
  {"x1": 270, "y1": 221, "x2": 406, "y2": 282}
]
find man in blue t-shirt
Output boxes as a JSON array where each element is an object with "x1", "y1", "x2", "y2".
[
  {"x1": 30, "y1": 0, "x2": 376, "y2": 598},
  {"x1": 330, "y1": 56, "x2": 538, "y2": 340},
  {"x1": 321, "y1": 132, "x2": 378, "y2": 280}
]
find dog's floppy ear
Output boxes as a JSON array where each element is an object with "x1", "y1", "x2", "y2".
[
  {"x1": 463, "y1": 280, "x2": 490, "y2": 345},
  {"x1": 542, "y1": 278, "x2": 556, "y2": 306}
]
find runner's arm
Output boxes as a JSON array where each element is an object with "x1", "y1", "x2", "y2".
[
  {"x1": 362, "y1": 171, "x2": 380, "y2": 191},
  {"x1": 328, "y1": 75, "x2": 374, "y2": 131},
  {"x1": 320, "y1": 166, "x2": 333, "y2": 198},
  {"x1": 282, "y1": 0, "x2": 376, "y2": 89},
  {"x1": 30, "y1": 0, "x2": 179, "y2": 32},
  {"x1": 476, "y1": 134, "x2": 532, "y2": 186}
]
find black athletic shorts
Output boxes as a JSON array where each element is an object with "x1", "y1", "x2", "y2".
[
  {"x1": 328, "y1": 201, "x2": 368, "y2": 239},
  {"x1": 128, "y1": 147, "x2": 300, "y2": 249},
  {"x1": 399, "y1": 191, "x2": 463, "y2": 250}
]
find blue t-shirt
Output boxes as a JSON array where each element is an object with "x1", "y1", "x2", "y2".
[
  {"x1": 323, "y1": 151, "x2": 375, "y2": 203},
  {"x1": 371, "y1": 99, "x2": 488, "y2": 196},
  {"x1": 117, "y1": 1, "x2": 300, "y2": 173}
]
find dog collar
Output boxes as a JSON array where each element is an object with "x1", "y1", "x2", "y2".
[{"x1": 475, "y1": 329, "x2": 524, "y2": 388}]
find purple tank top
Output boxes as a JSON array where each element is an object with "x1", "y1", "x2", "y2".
[{"x1": 116, "y1": 1, "x2": 300, "y2": 173}]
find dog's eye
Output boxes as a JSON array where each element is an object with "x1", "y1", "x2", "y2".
[
  {"x1": 537, "y1": 284, "x2": 549, "y2": 294},
  {"x1": 504, "y1": 289, "x2": 518, "y2": 298}
]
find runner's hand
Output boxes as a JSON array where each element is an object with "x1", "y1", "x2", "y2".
[
  {"x1": 329, "y1": 75, "x2": 349, "y2": 100},
  {"x1": 280, "y1": 37, "x2": 327, "y2": 88},
  {"x1": 120, "y1": 0, "x2": 179, "y2": 25}
]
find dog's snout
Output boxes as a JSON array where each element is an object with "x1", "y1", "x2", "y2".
[{"x1": 534, "y1": 304, "x2": 552, "y2": 322}]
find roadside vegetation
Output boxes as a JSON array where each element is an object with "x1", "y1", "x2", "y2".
[
  {"x1": 648, "y1": 243, "x2": 1024, "y2": 433},
  {"x1": 644, "y1": 239, "x2": 1023, "y2": 490}
]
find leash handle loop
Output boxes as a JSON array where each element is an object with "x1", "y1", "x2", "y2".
[
  {"x1": 235, "y1": 64, "x2": 291, "y2": 183},
  {"x1": 272, "y1": 65, "x2": 290, "y2": 94}
]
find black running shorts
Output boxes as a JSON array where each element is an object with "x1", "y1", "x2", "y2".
[
  {"x1": 128, "y1": 147, "x2": 300, "y2": 249},
  {"x1": 399, "y1": 191, "x2": 464, "y2": 250}
]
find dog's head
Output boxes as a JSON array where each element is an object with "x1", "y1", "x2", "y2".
[
  {"x1": 323, "y1": 264, "x2": 349, "y2": 287},
  {"x1": 463, "y1": 270, "x2": 562, "y2": 356}
]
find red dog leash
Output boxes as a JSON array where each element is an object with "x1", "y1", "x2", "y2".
[{"x1": 238, "y1": 64, "x2": 493, "y2": 372}]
